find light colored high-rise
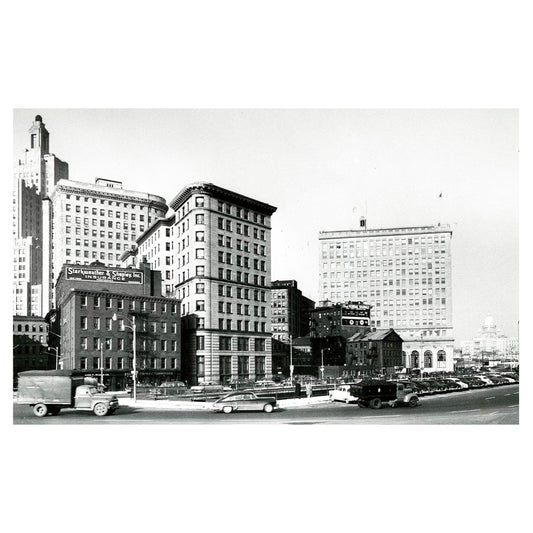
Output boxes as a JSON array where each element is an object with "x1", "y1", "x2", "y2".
[
  {"x1": 318, "y1": 221, "x2": 454, "y2": 372},
  {"x1": 13, "y1": 115, "x2": 69, "y2": 316},
  {"x1": 46, "y1": 178, "x2": 168, "y2": 310},
  {"x1": 136, "y1": 182, "x2": 277, "y2": 386}
]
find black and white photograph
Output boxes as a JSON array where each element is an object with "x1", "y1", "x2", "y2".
[
  {"x1": 3, "y1": 2, "x2": 530, "y2": 533},
  {"x1": 11, "y1": 109, "x2": 519, "y2": 426}
]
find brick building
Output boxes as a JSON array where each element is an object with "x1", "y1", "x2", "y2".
[{"x1": 54, "y1": 260, "x2": 181, "y2": 390}]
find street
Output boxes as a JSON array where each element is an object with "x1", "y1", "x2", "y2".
[{"x1": 13, "y1": 383, "x2": 519, "y2": 425}]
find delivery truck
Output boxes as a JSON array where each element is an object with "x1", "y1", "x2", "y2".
[
  {"x1": 17, "y1": 370, "x2": 119, "y2": 417},
  {"x1": 352, "y1": 379, "x2": 419, "y2": 409}
]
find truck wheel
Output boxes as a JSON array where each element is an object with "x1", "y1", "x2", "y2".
[
  {"x1": 93, "y1": 403, "x2": 109, "y2": 416},
  {"x1": 33, "y1": 403, "x2": 48, "y2": 417},
  {"x1": 369, "y1": 398, "x2": 382, "y2": 409},
  {"x1": 409, "y1": 397, "x2": 419, "y2": 408}
]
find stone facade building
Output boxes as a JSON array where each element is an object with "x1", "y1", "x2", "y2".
[
  {"x1": 318, "y1": 222, "x2": 454, "y2": 372},
  {"x1": 165, "y1": 182, "x2": 277, "y2": 385}
]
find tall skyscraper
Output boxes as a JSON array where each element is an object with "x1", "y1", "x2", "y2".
[
  {"x1": 13, "y1": 115, "x2": 69, "y2": 316},
  {"x1": 318, "y1": 222, "x2": 454, "y2": 372},
  {"x1": 139, "y1": 182, "x2": 277, "y2": 386}
]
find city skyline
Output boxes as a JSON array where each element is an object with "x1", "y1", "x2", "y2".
[{"x1": 13, "y1": 109, "x2": 519, "y2": 344}]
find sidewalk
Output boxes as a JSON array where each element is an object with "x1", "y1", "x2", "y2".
[{"x1": 117, "y1": 395, "x2": 330, "y2": 411}]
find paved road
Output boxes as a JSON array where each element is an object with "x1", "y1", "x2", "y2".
[{"x1": 13, "y1": 384, "x2": 518, "y2": 425}]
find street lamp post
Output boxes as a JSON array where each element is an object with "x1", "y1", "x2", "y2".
[
  {"x1": 47, "y1": 346, "x2": 60, "y2": 370},
  {"x1": 289, "y1": 335, "x2": 294, "y2": 383},
  {"x1": 113, "y1": 313, "x2": 137, "y2": 402}
]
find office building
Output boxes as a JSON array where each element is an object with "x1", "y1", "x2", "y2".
[
  {"x1": 164, "y1": 182, "x2": 277, "y2": 385},
  {"x1": 123, "y1": 214, "x2": 177, "y2": 297},
  {"x1": 12, "y1": 115, "x2": 69, "y2": 316},
  {"x1": 270, "y1": 279, "x2": 315, "y2": 376},
  {"x1": 45, "y1": 177, "x2": 168, "y2": 311},
  {"x1": 54, "y1": 260, "x2": 181, "y2": 390},
  {"x1": 318, "y1": 222, "x2": 454, "y2": 372}
]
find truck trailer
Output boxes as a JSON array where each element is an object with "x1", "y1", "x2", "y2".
[{"x1": 17, "y1": 370, "x2": 119, "y2": 417}]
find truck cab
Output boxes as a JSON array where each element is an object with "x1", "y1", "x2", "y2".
[{"x1": 74, "y1": 385, "x2": 118, "y2": 415}]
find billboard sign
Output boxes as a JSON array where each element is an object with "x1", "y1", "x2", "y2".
[{"x1": 65, "y1": 266, "x2": 143, "y2": 284}]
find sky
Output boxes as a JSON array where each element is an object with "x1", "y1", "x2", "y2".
[{"x1": 13, "y1": 108, "x2": 519, "y2": 344}]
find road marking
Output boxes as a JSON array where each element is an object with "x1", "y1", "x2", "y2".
[
  {"x1": 361, "y1": 415, "x2": 403, "y2": 419},
  {"x1": 450, "y1": 409, "x2": 481, "y2": 413},
  {"x1": 485, "y1": 397, "x2": 496, "y2": 400},
  {"x1": 504, "y1": 394, "x2": 512, "y2": 396},
  {"x1": 508, "y1": 404, "x2": 519, "y2": 408}
]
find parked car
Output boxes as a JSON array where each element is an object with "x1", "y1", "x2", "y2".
[
  {"x1": 447, "y1": 377, "x2": 469, "y2": 389},
  {"x1": 212, "y1": 391, "x2": 278, "y2": 414},
  {"x1": 254, "y1": 379, "x2": 279, "y2": 388},
  {"x1": 329, "y1": 384, "x2": 360, "y2": 403}
]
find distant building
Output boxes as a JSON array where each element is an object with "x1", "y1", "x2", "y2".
[
  {"x1": 318, "y1": 222, "x2": 454, "y2": 372},
  {"x1": 13, "y1": 115, "x2": 69, "y2": 316},
  {"x1": 13, "y1": 316, "x2": 49, "y2": 346},
  {"x1": 54, "y1": 260, "x2": 181, "y2": 390},
  {"x1": 346, "y1": 328, "x2": 404, "y2": 373},
  {"x1": 270, "y1": 279, "x2": 315, "y2": 376},
  {"x1": 13, "y1": 335, "x2": 56, "y2": 386},
  {"x1": 461, "y1": 315, "x2": 519, "y2": 361}
]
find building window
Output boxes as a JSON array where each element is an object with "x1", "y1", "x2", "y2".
[
  {"x1": 237, "y1": 337, "x2": 248, "y2": 351},
  {"x1": 80, "y1": 337, "x2": 87, "y2": 350},
  {"x1": 196, "y1": 336, "x2": 205, "y2": 350},
  {"x1": 220, "y1": 356, "x2": 232, "y2": 385},
  {"x1": 195, "y1": 196, "x2": 205, "y2": 207},
  {"x1": 80, "y1": 316, "x2": 87, "y2": 329},
  {"x1": 196, "y1": 300, "x2": 205, "y2": 311},
  {"x1": 219, "y1": 336, "x2": 232, "y2": 351},
  {"x1": 196, "y1": 355, "x2": 205, "y2": 377},
  {"x1": 196, "y1": 283, "x2": 205, "y2": 294},
  {"x1": 105, "y1": 357, "x2": 112, "y2": 369},
  {"x1": 255, "y1": 338, "x2": 266, "y2": 351},
  {"x1": 238, "y1": 356, "x2": 249, "y2": 379},
  {"x1": 80, "y1": 357, "x2": 87, "y2": 370},
  {"x1": 255, "y1": 356, "x2": 266, "y2": 380}
]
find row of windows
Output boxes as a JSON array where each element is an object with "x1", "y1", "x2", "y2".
[
  {"x1": 64, "y1": 226, "x2": 137, "y2": 241},
  {"x1": 322, "y1": 236, "x2": 447, "y2": 249},
  {"x1": 217, "y1": 252, "x2": 267, "y2": 271},
  {"x1": 195, "y1": 336, "x2": 266, "y2": 351},
  {"x1": 14, "y1": 323, "x2": 45, "y2": 332},
  {"x1": 196, "y1": 355, "x2": 266, "y2": 381},
  {"x1": 63, "y1": 194, "x2": 150, "y2": 210},
  {"x1": 79, "y1": 296, "x2": 178, "y2": 314},
  {"x1": 217, "y1": 302, "x2": 267, "y2": 317},
  {"x1": 64, "y1": 205, "x2": 147, "y2": 220},
  {"x1": 80, "y1": 337, "x2": 178, "y2": 352},
  {"x1": 216, "y1": 268, "x2": 267, "y2": 286},
  {"x1": 216, "y1": 216, "x2": 267, "y2": 239},
  {"x1": 216, "y1": 235, "x2": 266, "y2": 255},
  {"x1": 63, "y1": 217, "x2": 145, "y2": 232},
  {"x1": 79, "y1": 356, "x2": 178, "y2": 370},
  {"x1": 60, "y1": 227, "x2": 135, "y2": 242},
  {"x1": 80, "y1": 316, "x2": 179, "y2": 333}
]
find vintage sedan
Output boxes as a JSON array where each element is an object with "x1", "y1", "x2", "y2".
[
  {"x1": 329, "y1": 384, "x2": 359, "y2": 403},
  {"x1": 212, "y1": 391, "x2": 278, "y2": 414}
]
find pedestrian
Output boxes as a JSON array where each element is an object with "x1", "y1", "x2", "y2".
[
  {"x1": 295, "y1": 381, "x2": 302, "y2": 399},
  {"x1": 306, "y1": 383, "x2": 312, "y2": 398}
]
